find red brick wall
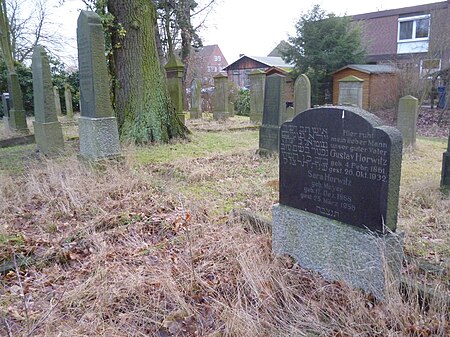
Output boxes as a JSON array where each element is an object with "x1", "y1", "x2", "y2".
[{"x1": 359, "y1": 16, "x2": 398, "y2": 56}]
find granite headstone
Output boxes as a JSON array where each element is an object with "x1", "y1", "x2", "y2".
[
  {"x1": 338, "y1": 76, "x2": 364, "y2": 108},
  {"x1": 165, "y1": 53, "x2": 186, "y2": 124},
  {"x1": 249, "y1": 69, "x2": 266, "y2": 124},
  {"x1": 259, "y1": 73, "x2": 285, "y2": 154},
  {"x1": 64, "y1": 83, "x2": 74, "y2": 120},
  {"x1": 190, "y1": 78, "x2": 202, "y2": 119},
  {"x1": 32, "y1": 45, "x2": 64, "y2": 154},
  {"x1": 213, "y1": 73, "x2": 229, "y2": 120},
  {"x1": 294, "y1": 74, "x2": 311, "y2": 114},
  {"x1": 53, "y1": 86, "x2": 62, "y2": 117},
  {"x1": 77, "y1": 10, "x2": 121, "y2": 161},
  {"x1": 273, "y1": 106, "x2": 404, "y2": 299},
  {"x1": 396, "y1": 95, "x2": 418, "y2": 149}
]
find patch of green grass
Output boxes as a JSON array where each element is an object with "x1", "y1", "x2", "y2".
[
  {"x1": 133, "y1": 130, "x2": 258, "y2": 165},
  {"x1": 0, "y1": 144, "x2": 36, "y2": 174}
]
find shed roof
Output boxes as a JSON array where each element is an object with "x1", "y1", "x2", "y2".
[
  {"x1": 223, "y1": 55, "x2": 294, "y2": 71},
  {"x1": 332, "y1": 64, "x2": 399, "y2": 75}
]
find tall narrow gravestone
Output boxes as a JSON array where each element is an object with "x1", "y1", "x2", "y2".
[
  {"x1": 32, "y1": 45, "x2": 64, "y2": 154},
  {"x1": 272, "y1": 106, "x2": 404, "y2": 299},
  {"x1": 294, "y1": 74, "x2": 311, "y2": 114},
  {"x1": 213, "y1": 73, "x2": 229, "y2": 120},
  {"x1": 190, "y1": 78, "x2": 202, "y2": 119},
  {"x1": 259, "y1": 73, "x2": 285, "y2": 154},
  {"x1": 77, "y1": 10, "x2": 121, "y2": 161},
  {"x1": 53, "y1": 86, "x2": 62, "y2": 117},
  {"x1": 249, "y1": 69, "x2": 266, "y2": 124},
  {"x1": 165, "y1": 53, "x2": 186, "y2": 125},
  {"x1": 6, "y1": 72, "x2": 29, "y2": 133},
  {"x1": 64, "y1": 83, "x2": 74, "y2": 120},
  {"x1": 396, "y1": 95, "x2": 418, "y2": 149}
]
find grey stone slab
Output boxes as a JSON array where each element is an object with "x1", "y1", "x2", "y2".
[
  {"x1": 272, "y1": 204, "x2": 404, "y2": 300},
  {"x1": 32, "y1": 45, "x2": 64, "y2": 154},
  {"x1": 33, "y1": 121, "x2": 64, "y2": 154},
  {"x1": 190, "y1": 78, "x2": 201, "y2": 118},
  {"x1": 77, "y1": 10, "x2": 114, "y2": 119},
  {"x1": 79, "y1": 116, "x2": 121, "y2": 160},
  {"x1": 249, "y1": 70, "x2": 265, "y2": 124},
  {"x1": 53, "y1": 86, "x2": 62, "y2": 117},
  {"x1": 396, "y1": 95, "x2": 418, "y2": 148},
  {"x1": 213, "y1": 73, "x2": 229, "y2": 120},
  {"x1": 64, "y1": 84, "x2": 74, "y2": 119},
  {"x1": 294, "y1": 74, "x2": 311, "y2": 114}
]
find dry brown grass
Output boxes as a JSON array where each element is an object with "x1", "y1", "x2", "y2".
[{"x1": 0, "y1": 133, "x2": 449, "y2": 336}]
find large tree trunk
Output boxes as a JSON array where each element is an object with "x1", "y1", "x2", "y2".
[{"x1": 108, "y1": 0, "x2": 188, "y2": 143}]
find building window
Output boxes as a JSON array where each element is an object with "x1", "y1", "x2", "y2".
[
  {"x1": 397, "y1": 14, "x2": 430, "y2": 54},
  {"x1": 420, "y1": 59, "x2": 441, "y2": 76},
  {"x1": 214, "y1": 55, "x2": 221, "y2": 62},
  {"x1": 398, "y1": 15, "x2": 430, "y2": 41}
]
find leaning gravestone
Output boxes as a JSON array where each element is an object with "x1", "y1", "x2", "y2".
[
  {"x1": 338, "y1": 76, "x2": 364, "y2": 108},
  {"x1": 190, "y1": 78, "x2": 202, "y2": 119},
  {"x1": 213, "y1": 73, "x2": 229, "y2": 120},
  {"x1": 77, "y1": 10, "x2": 121, "y2": 161},
  {"x1": 294, "y1": 74, "x2": 311, "y2": 114},
  {"x1": 249, "y1": 69, "x2": 266, "y2": 124},
  {"x1": 53, "y1": 86, "x2": 62, "y2": 117},
  {"x1": 64, "y1": 83, "x2": 74, "y2": 120},
  {"x1": 259, "y1": 73, "x2": 285, "y2": 154},
  {"x1": 396, "y1": 95, "x2": 418, "y2": 149},
  {"x1": 32, "y1": 45, "x2": 64, "y2": 154},
  {"x1": 272, "y1": 106, "x2": 403, "y2": 299}
]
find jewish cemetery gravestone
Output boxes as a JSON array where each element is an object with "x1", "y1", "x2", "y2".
[
  {"x1": 77, "y1": 10, "x2": 121, "y2": 161},
  {"x1": 53, "y1": 86, "x2": 62, "y2": 117},
  {"x1": 2, "y1": 93, "x2": 10, "y2": 119},
  {"x1": 32, "y1": 45, "x2": 64, "y2": 154},
  {"x1": 64, "y1": 83, "x2": 74, "y2": 120},
  {"x1": 294, "y1": 74, "x2": 311, "y2": 114},
  {"x1": 165, "y1": 53, "x2": 186, "y2": 125},
  {"x1": 259, "y1": 73, "x2": 285, "y2": 154},
  {"x1": 213, "y1": 73, "x2": 229, "y2": 120},
  {"x1": 190, "y1": 78, "x2": 202, "y2": 119},
  {"x1": 282, "y1": 106, "x2": 295, "y2": 122},
  {"x1": 396, "y1": 95, "x2": 418, "y2": 149},
  {"x1": 249, "y1": 69, "x2": 266, "y2": 124},
  {"x1": 6, "y1": 72, "x2": 29, "y2": 133},
  {"x1": 272, "y1": 106, "x2": 403, "y2": 299},
  {"x1": 338, "y1": 76, "x2": 364, "y2": 108}
]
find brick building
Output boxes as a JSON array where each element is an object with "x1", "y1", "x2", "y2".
[{"x1": 353, "y1": 1, "x2": 450, "y2": 77}]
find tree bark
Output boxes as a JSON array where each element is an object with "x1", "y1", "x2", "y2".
[{"x1": 107, "y1": 0, "x2": 188, "y2": 143}]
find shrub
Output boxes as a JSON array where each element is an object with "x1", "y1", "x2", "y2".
[{"x1": 235, "y1": 88, "x2": 250, "y2": 116}]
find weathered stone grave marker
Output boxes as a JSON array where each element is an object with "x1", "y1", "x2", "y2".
[
  {"x1": 31, "y1": 45, "x2": 64, "y2": 154},
  {"x1": 2, "y1": 93, "x2": 10, "y2": 120},
  {"x1": 77, "y1": 10, "x2": 121, "y2": 161},
  {"x1": 259, "y1": 73, "x2": 285, "y2": 154},
  {"x1": 213, "y1": 73, "x2": 229, "y2": 120},
  {"x1": 294, "y1": 74, "x2": 311, "y2": 114},
  {"x1": 190, "y1": 78, "x2": 202, "y2": 119},
  {"x1": 64, "y1": 83, "x2": 74, "y2": 120},
  {"x1": 53, "y1": 86, "x2": 62, "y2": 117},
  {"x1": 273, "y1": 106, "x2": 403, "y2": 299},
  {"x1": 165, "y1": 53, "x2": 186, "y2": 125},
  {"x1": 6, "y1": 72, "x2": 29, "y2": 133},
  {"x1": 396, "y1": 95, "x2": 418, "y2": 149},
  {"x1": 338, "y1": 75, "x2": 364, "y2": 108},
  {"x1": 249, "y1": 69, "x2": 265, "y2": 124}
]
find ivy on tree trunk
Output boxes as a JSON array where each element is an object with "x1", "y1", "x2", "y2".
[{"x1": 108, "y1": 0, "x2": 188, "y2": 143}]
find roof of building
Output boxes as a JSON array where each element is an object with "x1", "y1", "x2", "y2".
[
  {"x1": 223, "y1": 55, "x2": 294, "y2": 71},
  {"x1": 353, "y1": 1, "x2": 447, "y2": 20},
  {"x1": 267, "y1": 40, "x2": 291, "y2": 57},
  {"x1": 331, "y1": 64, "x2": 399, "y2": 75}
]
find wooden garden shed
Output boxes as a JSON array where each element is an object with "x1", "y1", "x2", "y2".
[{"x1": 332, "y1": 64, "x2": 399, "y2": 110}]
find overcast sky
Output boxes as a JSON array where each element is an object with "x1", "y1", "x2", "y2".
[{"x1": 51, "y1": 0, "x2": 436, "y2": 67}]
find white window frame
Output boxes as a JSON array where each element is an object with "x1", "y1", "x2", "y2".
[{"x1": 397, "y1": 14, "x2": 430, "y2": 42}]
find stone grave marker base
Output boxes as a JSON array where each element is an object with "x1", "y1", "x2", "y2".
[
  {"x1": 213, "y1": 111, "x2": 229, "y2": 121},
  {"x1": 8, "y1": 109, "x2": 29, "y2": 133},
  {"x1": 79, "y1": 116, "x2": 121, "y2": 161},
  {"x1": 189, "y1": 110, "x2": 202, "y2": 119},
  {"x1": 33, "y1": 121, "x2": 64, "y2": 154},
  {"x1": 272, "y1": 204, "x2": 404, "y2": 300}
]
